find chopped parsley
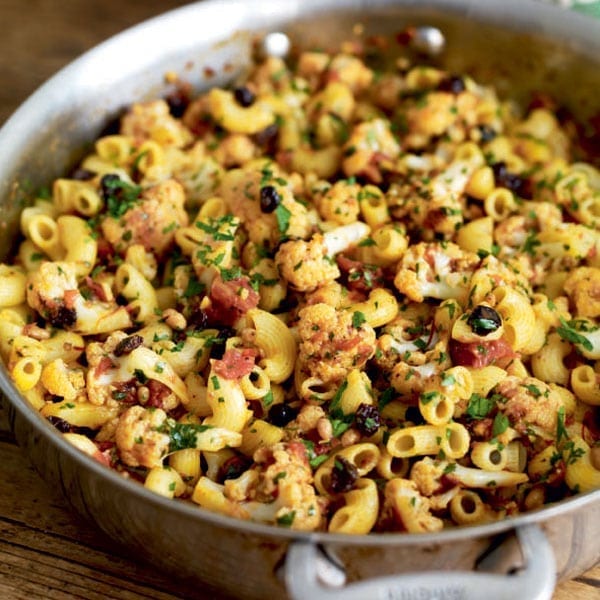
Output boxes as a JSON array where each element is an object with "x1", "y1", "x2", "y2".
[
  {"x1": 352, "y1": 311, "x2": 367, "y2": 328},
  {"x1": 491, "y1": 412, "x2": 509, "y2": 437},
  {"x1": 556, "y1": 317, "x2": 594, "y2": 351},
  {"x1": 274, "y1": 203, "x2": 292, "y2": 235},
  {"x1": 102, "y1": 175, "x2": 142, "y2": 218},
  {"x1": 159, "y1": 420, "x2": 214, "y2": 453},
  {"x1": 466, "y1": 393, "x2": 495, "y2": 419}
]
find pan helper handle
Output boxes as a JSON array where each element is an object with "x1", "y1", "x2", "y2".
[{"x1": 284, "y1": 524, "x2": 555, "y2": 600}]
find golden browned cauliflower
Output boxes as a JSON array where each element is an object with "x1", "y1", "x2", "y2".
[
  {"x1": 275, "y1": 222, "x2": 370, "y2": 293},
  {"x1": 297, "y1": 302, "x2": 376, "y2": 384},
  {"x1": 394, "y1": 242, "x2": 479, "y2": 303},
  {"x1": 410, "y1": 457, "x2": 447, "y2": 496},
  {"x1": 313, "y1": 180, "x2": 361, "y2": 225},
  {"x1": 120, "y1": 99, "x2": 193, "y2": 147},
  {"x1": 248, "y1": 441, "x2": 323, "y2": 531},
  {"x1": 115, "y1": 405, "x2": 170, "y2": 468},
  {"x1": 564, "y1": 267, "x2": 600, "y2": 318},
  {"x1": 494, "y1": 376, "x2": 564, "y2": 435},
  {"x1": 382, "y1": 478, "x2": 444, "y2": 533},
  {"x1": 342, "y1": 118, "x2": 401, "y2": 182},
  {"x1": 275, "y1": 235, "x2": 340, "y2": 292},
  {"x1": 402, "y1": 90, "x2": 477, "y2": 150},
  {"x1": 219, "y1": 162, "x2": 311, "y2": 247},
  {"x1": 101, "y1": 179, "x2": 188, "y2": 257}
]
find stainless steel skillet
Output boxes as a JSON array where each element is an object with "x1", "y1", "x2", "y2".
[{"x1": 1, "y1": 1, "x2": 599, "y2": 598}]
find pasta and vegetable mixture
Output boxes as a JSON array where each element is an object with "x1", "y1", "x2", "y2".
[{"x1": 2, "y1": 32, "x2": 600, "y2": 534}]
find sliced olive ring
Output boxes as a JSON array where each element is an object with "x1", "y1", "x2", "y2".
[{"x1": 467, "y1": 305, "x2": 502, "y2": 336}]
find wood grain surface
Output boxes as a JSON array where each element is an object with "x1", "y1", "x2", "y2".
[{"x1": 0, "y1": 1, "x2": 598, "y2": 599}]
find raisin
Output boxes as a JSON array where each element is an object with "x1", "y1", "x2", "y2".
[
  {"x1": 438, "y1": 75, "x2": 466, "y2": 94},
  {"x1": 254, "y1": 123, "x2": 279, "y2": 151},
  {"x1": 269, "y1": 403, "x2": 297, "y2": 427},
  {"x1": 218, "y1": 455, "x2": 252, "y2": 482},
  {"x1": 113, "y1": 334, "x2": 144, "y2": 357},
  {"x1": 47, "y1": 305, "x2": 77, "y2": 328},
  {"x1": 354, "y1": 403, "x2": 381, "y2": 436},
  {"x1": 491, "y1": 162, "x2": 530, "y2": 198},
  {"x1": 478, "y1": 124, "x2": 497, "y2": 143},
  {"x1": 209, "y1": 327, "x2": 237, "y2": 360},
  {"x1": 234, "y1": 86, "x2": 255, "y2": 107},
  {"x1": 47, "y1": 416, "x2": 71, "y2": 433},
  {"x1": 165, "y1": 88, "x2": 191, "y2": 118},
  {"x1": 405, "y1": 405, "x2": 426, "y2": 425},
  {"x1": 330, "y1": 456, "x2": 359, "y2": 493},
  {"x1": 260, "y1": 185, "x2": 281, "y2": 213},
  {"x1": 467, "y1": 305, "x2": 502, "y2": 336}
]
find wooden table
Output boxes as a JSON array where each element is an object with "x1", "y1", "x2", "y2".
[{"x1": 0, "y1": 1, "x2": 598, "y2": 598}]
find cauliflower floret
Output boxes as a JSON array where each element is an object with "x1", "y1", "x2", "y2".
[
  {"x1": 314, "y1": 180, "x2": 361, "y2": 225},
  {"x1": 276, "y1": 222, "x2": 371, "y2": 293},
  {"x1": 303, "y1": 281, "x2": 353, "y2": 309},
  {"x1": 120, "y1": 99, "x2": 192, "y2": 147},
  {"x1": 494, "y1": 376, "x2": 564, "y2": 435},
  {"x1": 275, "y1": 235, "x2": 340, "y2": 292},
  {"x1": 26, "y1": 262, "x2": 132, "y2": 333},
  {"x1": 326, "y1": 53, "x2": 373, "y2": 94},
  {"x1": 564, "y1": 267, "x2": 600, "y2": 318},
  {"x1": 394, "y1": 242, "x2": 479, "y2": 303},
  {"x1": 343, "y1": 118, "x2": 401, "y2": 182},
  {"x1": 401, "y1": 90, "x2": 478, "y2": 149},
  {"x1": 410, "y1": 457, "x2": 448, "y2": 496},
  {"x1": 244, "y1": 441, "x2": 323, "y2": 531},
  {"x1": 26, "y1": 261, "x2": 78, "y2": 324},
  {"x1": 297, "y1": 303, "x2": 376, "y2": 384},
  {"x1": 101, "y1": 179, "x2": 188, "y2": 257},
  {"x1": 115, "y1": 405, "x2": 170, "y2": 468},
  {"x1": 40, "y1": 358, "x2": 85, "y2": 402},
  {"x1": 219, "y1": 162, "x2": 311, "y2": 247},
  {"x1": 382, "y1": 478, "x2": 443, "y2": 533}
]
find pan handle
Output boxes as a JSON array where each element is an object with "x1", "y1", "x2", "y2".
[{"x1": 284, "y1": 523, "x2": 555, "y2": 600}]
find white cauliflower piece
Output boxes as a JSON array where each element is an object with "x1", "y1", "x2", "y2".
[
  {"x1": 410, "y1": 457, "x2": 448, "y2": 496},
  {"x1": 26, "y1": 261, "x2": 132, "y2": 334},
  {"x1": 382, "y1": 478, "x2": 444, "y2": 533},
  {"x1": 394, "y1": 242, "x2": 479, "y2": 303},
  {"x1": 564, "y1": 267, "x2": 600, "y2": 319},
  {"x1": 115, "y1": 405, "x2": 170, "y2": 468},
  {"x1": 101, "y1": 179, "x2": 188, "y2": 257},
  {"x1": 241, "y1": 441, "x2": 323, "y2": 531},
  {"x1": 343, "y1": 118, "x2": 401, "y2": 182},
  {"x1": 297, "y1": 302, "x2": 376, "y2": 384},
  {"x1": 494, "y1": 376, "x2": 565, "y2": 436},
  {"x1": 120, "y1": 99, "x2": 192, "y2": 147},
  {"x1": 219, "y1": 162, "x2": 311, "y2": 247},
  {"x1": 275, "y1": 235, "x2": 340, "y2": 292}
]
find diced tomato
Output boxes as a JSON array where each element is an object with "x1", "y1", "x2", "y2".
[
  {"x1": 204, "y1": 275, "x2": 260, "y2": 327},
  {"x1": 449, "y1": 337, "x2": 516, "y2": 368},
  {"x1": 213, "y1": 348, "x2": 257, "y2": 380}
]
